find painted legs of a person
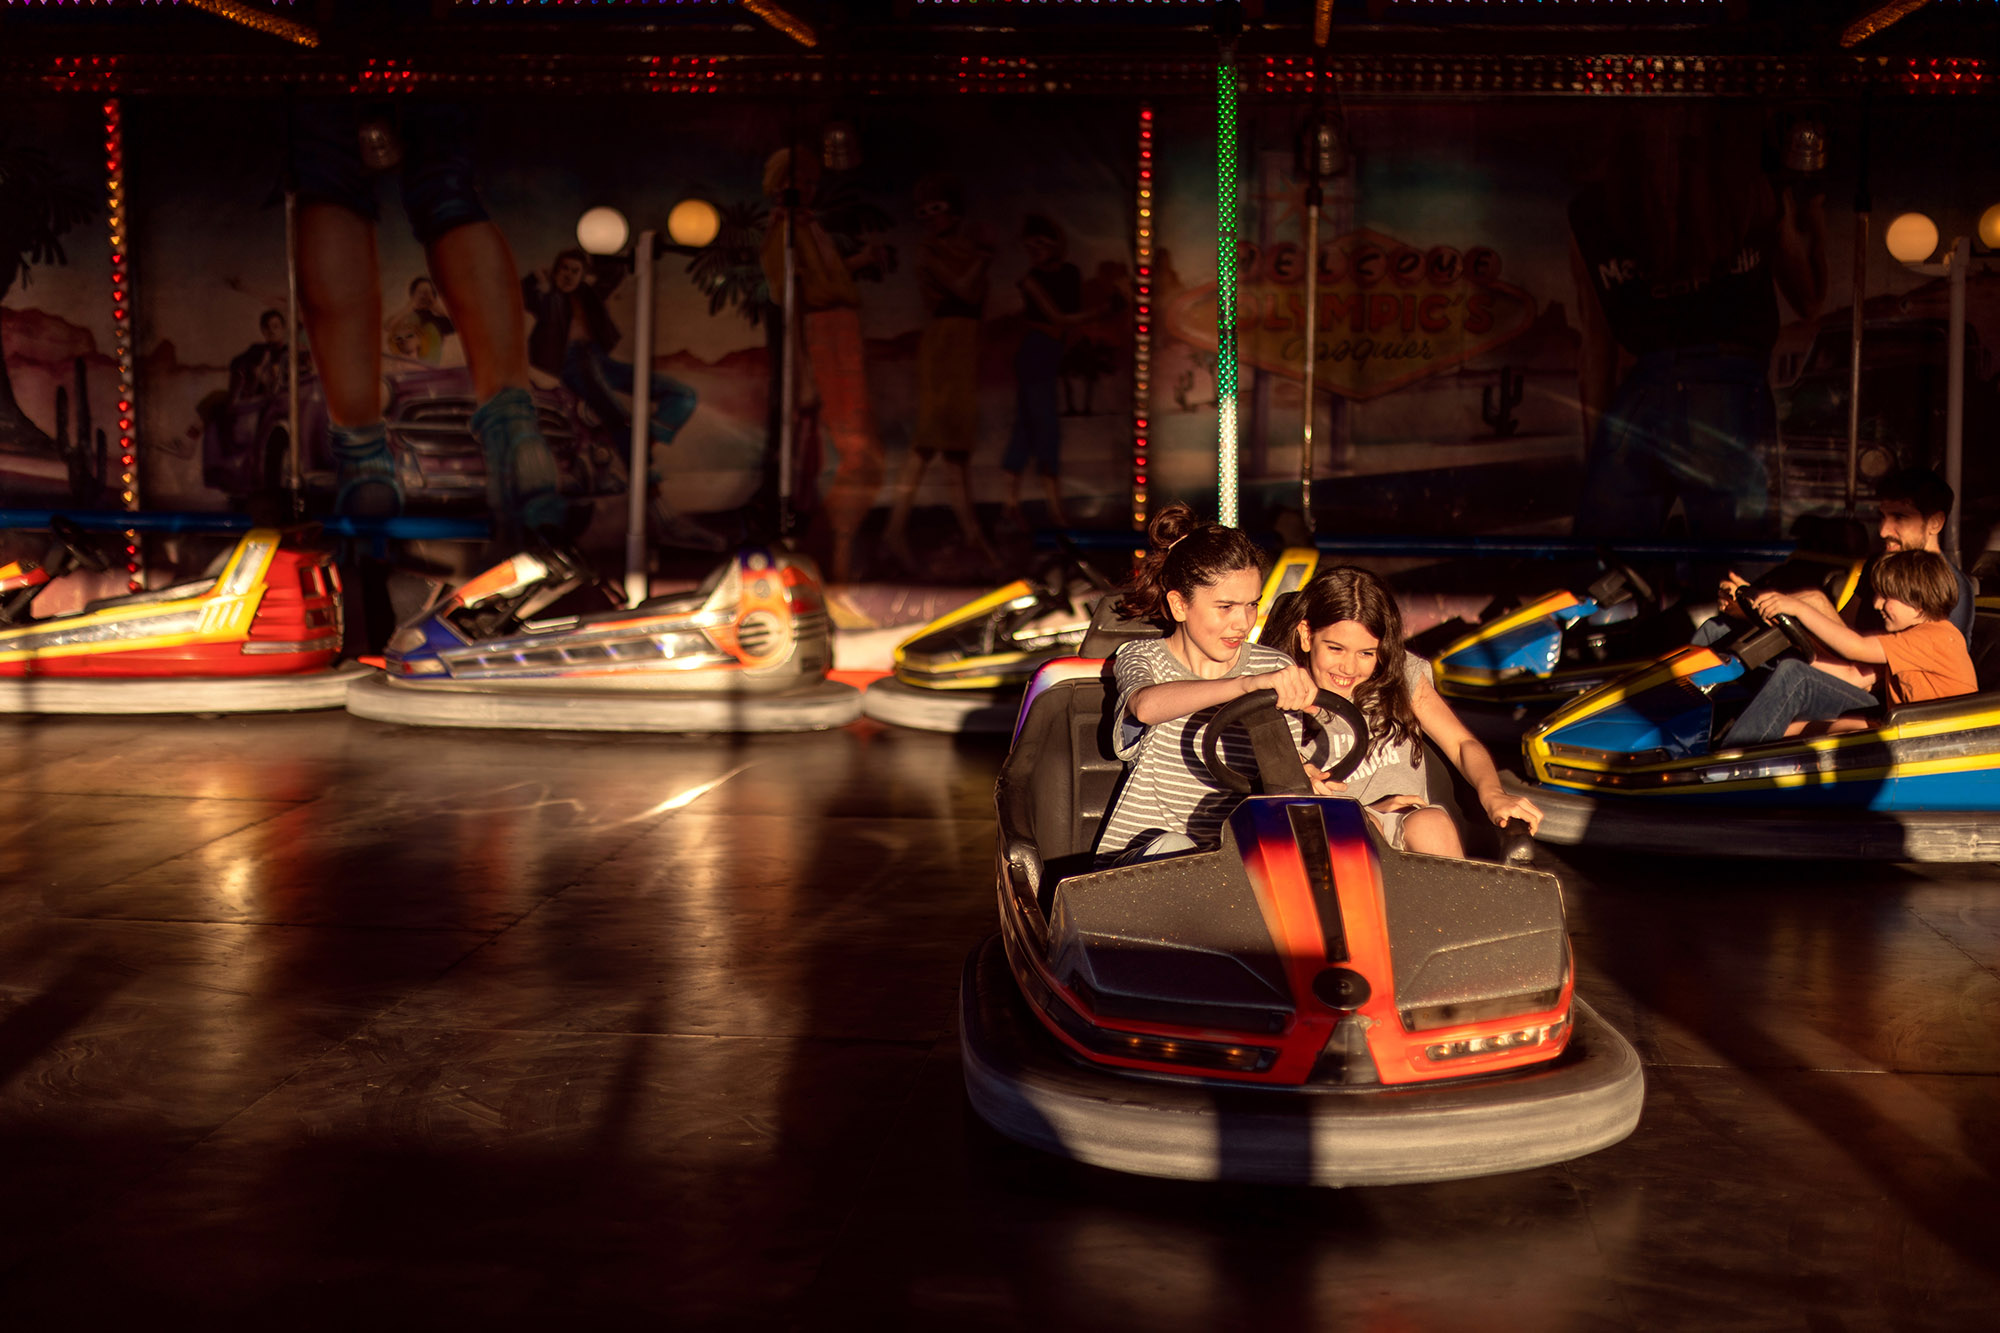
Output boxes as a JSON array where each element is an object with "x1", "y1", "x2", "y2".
[
  {"x1": 884, "y1": 452, "x2": 996, "y2": 571},
  {"x1": 1001, "y1": 327, "x2": 1068, "y2": 531},
  {"x1": 803, "y1": 307, "x2": 885, "y2": 584},
  {"x1": 885, "y1": 317, "x2": 995, "y2": 569},
  {"x1": 297, "y1": 217, "x2": 562, "y2": 541},
  {"x1": 294, "y1": 101, "x2": 562, "y2": 543}
]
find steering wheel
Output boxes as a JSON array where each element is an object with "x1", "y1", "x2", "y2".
[
  {"x1": 45, "y1": 516, "x2": 111, "y2": 574},
  {"x1": 1603, "y1": 554, "x2": 1655, "y2": 608},
  {"x1": 529, "y1": 528, "x2": 629, "y2": 608},
  {"x1": 1586, "y1": 549, "x2": 1655, "y2": 611},
  {"x1": 1047, "y1": 533, "x2": 1120, "y2": 596},
  {"x1": 1202, "y1": 687, "x2": 1371, "y2": 797},
  {"x1": 1735, "y1": 585, "x2": 1817, "y2": 658}
]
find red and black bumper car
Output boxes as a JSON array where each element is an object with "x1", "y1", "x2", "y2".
[{"x1": 960, "y1": 636, "x2": 1644, "y2": 1187}]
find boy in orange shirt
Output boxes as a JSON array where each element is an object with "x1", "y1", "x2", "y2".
[{"x1": 1722, "y1": 548, "x2": 1976, "y2": 747}]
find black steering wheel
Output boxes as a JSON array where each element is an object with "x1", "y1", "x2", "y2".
[
  {"x1": 1045, "y1": 533, "x2": 1120, "y2": 597},
  {"x1": 45, "y1": 516, "x2": 111, "y2": 575},
  {"x1": 1595, "y1": 551, "x2": 1655, "y2": 610},
  {"x1": 528, "y1": 528, "x2": 629, "y2": 607},
  {"x1": 1202, "y1": 687, "x2": 1371, "y2": 797},
  {"x1": 1735, "y1": 585, "x2": 1817, "y2": 658}
]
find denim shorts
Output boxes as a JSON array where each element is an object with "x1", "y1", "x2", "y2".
[{"x1": 290, "y1": 101, "x2": 490, "y2": 246}]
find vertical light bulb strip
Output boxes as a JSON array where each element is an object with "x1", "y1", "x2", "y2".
[
  {"x1": 105, "y1": 98, "x2": 140, "y2": 590},
  {"x1": 1132, "y1": 104, "x2": 1155, "y2": 533},
  {"x1": 1215, "y1": 54, "x2": 1240, "y2": 526}
]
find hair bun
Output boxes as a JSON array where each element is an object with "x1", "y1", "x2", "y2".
[{"x1": 1146, "y1": 501, "x2": 1199, "y2": 553}]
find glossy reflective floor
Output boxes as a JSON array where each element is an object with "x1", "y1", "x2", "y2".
[{"x1": 0, "y1": 711, "x2": 1994, "y2": 1329}]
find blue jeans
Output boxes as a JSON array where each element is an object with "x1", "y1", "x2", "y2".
[
  {"x1": 561, "y1": 342, "x2": 697, "y2": 445},
  {"x1": 1691, "y1": 615, "x2": 1732, "y2": 648},
  {"x1": 1723, "y1": 658, "x2": 1878, "y2": 747}
]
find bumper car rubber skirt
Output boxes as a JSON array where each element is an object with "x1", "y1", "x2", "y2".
[
  {"x1": 0, "y1": 662, "x2": 369, "y2": 715},
  {"x1": 959, "y1": 933, "x2": 1644, "y2": 1188},
  {"x1": 348, "y1": 672, "x2": 862, "y2": 733},
  {"x1": 1505, "y1": 773, "x2": 2000, "y2": 862},
  {"x1": 862, "y1": 677, "x2": 1021, "y2": 734}
]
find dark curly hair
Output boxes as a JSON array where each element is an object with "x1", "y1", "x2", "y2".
[
  {"x1": 1270, "y1": 564, "x2": 1421, "y2": 764},
  {"x1": 1116, "y1": 502, "x2": 1267, "y2": 625}
]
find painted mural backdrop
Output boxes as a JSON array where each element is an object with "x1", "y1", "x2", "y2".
[
  {"x1": 0, "y1": 99, "x2": 113, "y2": 513},
  {"x1": 5, "y1": 93, "x2": 1999, "y2": 588},
  {"x1": 115, "y1": 95, "x2": 1133, "y2": 584},
  {"x1": 1155, "y1": 97, "x2": 2000, "y2": 550}
]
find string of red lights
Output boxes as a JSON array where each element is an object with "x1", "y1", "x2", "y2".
[
  {"x1": 104, "y1": 97, "x2": 141, "y2": 590},
  {"x1": 1132, "y1": 103, "x2": 1154, "y2": 534}
]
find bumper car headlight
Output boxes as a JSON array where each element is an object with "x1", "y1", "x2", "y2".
[{"x1": 1424, "y1": 1013, "x2": 1569, "y2": 1063}]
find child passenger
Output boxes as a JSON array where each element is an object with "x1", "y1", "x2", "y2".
[
  {"x1": 1723, "y1": 547, "x2": 1977, "y2": 747},
  {"x1": 1093, "y1": 504, "x2": 1325, "y2": 866},
  {"x1": 1273, "y1": 565, "x2": 1544, "y2": 857}
]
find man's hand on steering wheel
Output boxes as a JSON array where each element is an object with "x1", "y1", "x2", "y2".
[{"x1": 1717, "y1": 571, "x2": 1751, "y2": 617}]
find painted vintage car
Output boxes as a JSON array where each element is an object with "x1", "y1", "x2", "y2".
[{"x1": 202, "y1": 357, "x2": 623, "y2": 507}]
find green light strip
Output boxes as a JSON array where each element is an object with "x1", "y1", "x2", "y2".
[{"x1": 1216, "y1": 54, "x2": 1239, "y2": 526}]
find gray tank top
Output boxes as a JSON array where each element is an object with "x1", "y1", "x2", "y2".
[{"x1": 1326, "y1": 654, "x2": 1432, "y2": 807}]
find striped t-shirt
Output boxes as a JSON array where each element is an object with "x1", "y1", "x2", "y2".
[{"x1": 1093, "y1": 638, "x2": 1305, "y2": 865}]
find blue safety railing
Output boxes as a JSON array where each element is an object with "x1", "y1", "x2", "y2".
[
  {"x1": 1046, "y1": 529, "x2": 1797, "y2": 563},
  {"x1": 0, "y1": 509, "x2": 489, "y2": 558}
]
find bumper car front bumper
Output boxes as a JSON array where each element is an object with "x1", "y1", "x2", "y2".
[{"x1": 959, "y1": 933, "x2": 1644, "y2": 1188}]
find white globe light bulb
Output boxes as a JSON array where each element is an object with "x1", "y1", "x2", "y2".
[
  {"x1": 1884, "y1": 212, "x2": 1939, "y2": 265},
  {"x1": 576, "y1": 206, "x2": 629, "y2": 256},
  {"x1": 667, "y1": 198, "x2": 721, "y2": 249}
]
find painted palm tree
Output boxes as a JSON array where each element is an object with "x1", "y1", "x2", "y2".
[
  {"x1": 684, "y1": 183, "x2": 896, "y2": 327},
  {"x1": 685, "y1": 197, "x2": 772, "y2": 327},
  {"x1": 0, "y1": 135, "x2": 97, "y2": 456}
]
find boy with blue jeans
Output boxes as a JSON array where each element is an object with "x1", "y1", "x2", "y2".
[{"x1": 1722, "y1": 548, "x2": 1977, "y2": 747}]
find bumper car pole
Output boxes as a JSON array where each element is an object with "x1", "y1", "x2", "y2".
[
  {"x1": 1945, "y1": 234, "x2": 1966, "y2": 566},
  {"x1": 1300, "y1": 185, "x2": 1318, "y2": 535},
  {"x1": 625, "y1": 229, "x2": 657, "y2": 606},
  {"x1": 1293, "y1": 105, "x2": 1343, "y2": 537},
  {"x1": 1886, "y1": 210, "x2": 1976, "y2": 566},
  {"x1": 778, "y1": 187, "x2": 798, "y2": 542},
  {"x1": 1844, "y1": 116, "x2": 1868, "y2": 517}
]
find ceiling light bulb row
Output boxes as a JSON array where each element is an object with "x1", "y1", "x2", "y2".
[{"x1": 181, "y1": 0, "x2": 321, "y2": 49}]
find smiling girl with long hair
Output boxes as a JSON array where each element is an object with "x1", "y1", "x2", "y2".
[{"x1": 1267, "y1": 565, "x2": 1542, "y2": 856}]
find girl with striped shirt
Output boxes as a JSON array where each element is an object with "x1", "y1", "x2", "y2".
[{"x1": 1093, "y1": 505, "x2": 1331, "y2": 866}]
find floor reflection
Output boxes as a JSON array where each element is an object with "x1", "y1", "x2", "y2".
[{"x1": 0, "y1": 712, "x2": 1991, "y2": 1326}]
